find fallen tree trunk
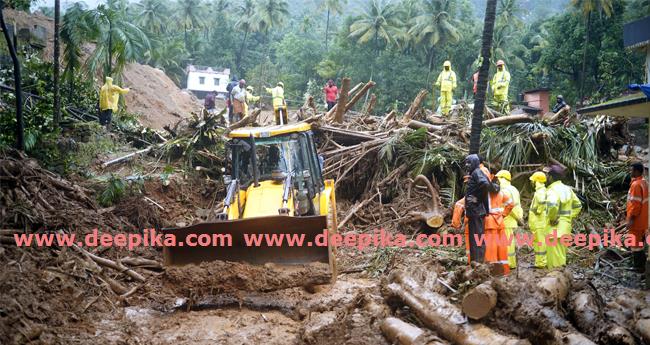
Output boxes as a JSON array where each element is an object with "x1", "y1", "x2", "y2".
[
  {"x1": 568, "y1": 287, "x2": 635, "y2": 345},
  {"x1": 408, "y1": 175, "x2": 444, "y2": 228},
  {"x1": 345, "y1": 81, "x2": 375, "y2": 112},
  {"x1": 462, "y1": 282, "x2": 497, "y2": 320},
  {"x1": 102, "y1": 146, "x2": 157, "y2": 167},
  {"x1": 482, "y1": 115, "x2": 535, "y2": 127},
  {"x1": 365, "y1": 94, "x2": 377, "y2": 116},
  {"x1": 228, "y1": 108, "x2": 261, "y2": 131},
  {"x1": 386, "y1": 271, "x2": 529, "y2": 345},
  {"x1": 381, "y1": 317, "x2": 449, "y2": 345},
  {"x1": 334, "y1": 78, "x2": 351, "y2": 123},
  {"x1": 407, "y1": 120, "x2": 446, "y2": 133},
  {"x1": 403, "y1": 90, "x2": 429, "y2": 122},
  {"x1": 537, "y1": 270, "x2": 570, "y2": 305}
]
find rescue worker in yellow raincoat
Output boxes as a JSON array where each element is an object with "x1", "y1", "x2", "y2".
[
  {"x1": 495, "y1": 170, "x2": 524, "y2": 269},
  {"x1": 545, "y1": 165, "x2": 582, "y2": 268},
  {"x1": 491, "y1": 60, "x2": 511, "y2": 114},
  {"x1": 265, "y1": 82, "x2": 288, "y2": 125},
  {"x1": 435, "y1": 61, "x2": 457, "y2": 116},
  {"x1": 244, "y1": 86, "x2": 260, "y2": 117},
  {"x1": 529, "y1": 172, "x2": 548, "y2": 268},
  {"x1": 99, "y1": 76, "x2": 130, "y2": 128}
]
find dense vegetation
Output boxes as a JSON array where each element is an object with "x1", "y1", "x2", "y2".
[{"x1": 50, "y1": 0, "x2": 649, "y2": 113}]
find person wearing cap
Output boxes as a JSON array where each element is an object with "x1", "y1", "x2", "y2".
[
  {"x1": 463, "y1": 154, "x2": 500, "y2": 263},
  {"x1": 491, "y1": 60, "x2": 511, "y2": 114},
  {"x1": 495, "y1": 170, "x2": 524, "y2": 269},
  {"x1": 243, "y1": 86, "x2": 260, "y2": 117},
  {"x1": 266, "y1": 82, "x2": 288, "y2": 125},
  {"x1": 435, "y1": 60, "x2": 457, "y2": 116},
  {"x1": 626, "y1": 162, "x2": 648, "y2": 273},
  {"x1": 529, "y1": 171, "x2": 548, "y2": 268},
  {"x1": 231, "y1": 79, "x2": 247, "y2": 123},
  {"x1": 323, "y1": 79, "x2": 338, "y2": 111},
  {"x1": 484, "y1": 181, "x2": 514, "y2": 275},
  {"x1": 545, "y1": 165, "x2": 582, "y2": 268}
]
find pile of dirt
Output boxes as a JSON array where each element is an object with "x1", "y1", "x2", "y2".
[{"x1": 122, "y1": 63, "x2": 202, "y2": 130}]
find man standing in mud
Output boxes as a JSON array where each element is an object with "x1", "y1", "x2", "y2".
[{"x1": 463, "y1": 154, "x2": 500, "y2": 263}]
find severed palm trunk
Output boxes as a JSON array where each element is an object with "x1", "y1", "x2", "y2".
[
  {"x1": 469, "y1": 0, "x2": 497, "y2": 155},
  {"x1": 54, "y1": 0, "x2": 61, "y2": 128},
  {"x1": 0, "y1": 4, "x2": 23, "y2": 150}
]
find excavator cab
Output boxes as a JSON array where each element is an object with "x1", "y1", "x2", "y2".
[{"x1": 162, "y1": 123, "x2": 337, "y2": 281}]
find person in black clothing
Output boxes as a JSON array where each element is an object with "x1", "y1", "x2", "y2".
[
  {"x1": 552, "y1": 95, "x2": 568, "y2": 113},
  {"x1": 464, "y1": 154, "x2": 500, "y2": 263},
  {"x1": 226, "y1": 76, "x2": 238, "y2": 123}
]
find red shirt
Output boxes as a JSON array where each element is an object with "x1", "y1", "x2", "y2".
[
  {"x1": 472, "y1": 72, "x2": 479, "y2": 94},
  {"x1": 324, "y1": 85, "x2": 338, "y2": 102}
]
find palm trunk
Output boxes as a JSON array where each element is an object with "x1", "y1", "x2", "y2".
[
  {"x1": 107, "y1": 19, "x2": 113, "y2": 77},
  {"x1": 0, "y1": 6, "x2": 24, "y2": 150},
  {"x1": 469, "y1": 0, "x2": 497, "y2": 155},
  {"x1": 325, "y1": 9, "x2": 330, "y2": 51},
  {"x1": 53, "y1": 0, "x2": 61, "y2": 128},
  {"x1": 579, "y1": 13, "x2": 590, "y2": 107},
  {"x1": 236, "y1": 28, "x2": 250, "y2": 75},
  {"x1": 426, "y1": 47, "x2": 435, "y2": 84}
]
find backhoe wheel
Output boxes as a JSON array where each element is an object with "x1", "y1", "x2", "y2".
[{"x1": 327, "y1": 198, "x2": 338, "y2": 283}]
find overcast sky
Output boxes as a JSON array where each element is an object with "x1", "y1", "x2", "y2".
[{"x1": 32, "y1": 0, "x2": 103, "y2": 10}]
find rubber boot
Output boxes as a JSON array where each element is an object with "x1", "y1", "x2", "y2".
[{"x1": 633, "y1": 251, "x2": 646, "y2": 273}]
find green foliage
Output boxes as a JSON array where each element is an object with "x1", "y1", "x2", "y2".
[{"x1": 99, "y1": 175, "x2": 128, "y2": 207}]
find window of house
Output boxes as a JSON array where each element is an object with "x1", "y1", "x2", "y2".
[
  {"x1": 214, "y1": 78, "x2": 220, "y2": 86},
  {"x1": 199, "y1": 76, "x2": 205, "y2": 84}
]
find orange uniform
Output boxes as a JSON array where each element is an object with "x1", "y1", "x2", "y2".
[
  {"x1": 484, "y1": 191, "x2": 514, "y2": 275},
  {"x1": 627, "y1": 176, "x2": 648, "y2": 250},
  {"x1": 452, "y1": 198, "x2": 470, "y2": 262}
]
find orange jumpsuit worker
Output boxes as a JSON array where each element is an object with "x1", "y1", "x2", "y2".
[
  {"x1": 484, "y1": 190, "x2": 514, "y2": 275},
  {"x1": 452, "y1": 197, "x2": 470, "y2": 263},
  {"x1": 627, "y1": 162, "x2": 648, "y2": 273}
]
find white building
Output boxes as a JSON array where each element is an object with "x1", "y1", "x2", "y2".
[{"x1": 186, "y1": 65, "x2": 231, "y2": 99}]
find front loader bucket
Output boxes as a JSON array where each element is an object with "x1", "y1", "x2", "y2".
[{"x1": 161, "y1": 215, "x2": 331, "y2": 270}]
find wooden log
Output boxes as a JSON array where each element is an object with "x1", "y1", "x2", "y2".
[
  {"x1": 387, "y1": 272, "x2": 530, "y2": 345},
  {"x1": 381, "y1": 317, "x2": 449, "y2": 345},
  {"x1": 408, "y1": 175, "x2": 444, "y2": 228},
  {"x1": 102, "y1": 146, "x2": 156, "y2": 167},
  {"x1": 345, "y1": 81, "x2": 375, "y2": 112},
  {"x1": 403, "y1": 89, "x2": 429, "y2": 122},
  {"x1": 334, "y1": 78, "x2": 351, "y2": 123},
  {"x1": 407, "y1": 120, "x2": 446, "y2": 133},
  {"x1": 461, "y1": 282, "x2": 497, "y2": 320},
  {"x1": 544, "y1": 105, "x2": 570, "y2": 123},
  {"x1": 537, "y1": 270, "x2": 570, "y2": 305},
  {"x1": 482, "y1": 114, "x2": 535, "y2": 127},
  {"x1": 365, "y1": 94, "x2": 377, "y2": 116},
  {"x1": 635, "y1": 319, "x2": 650, "y2": 344},
  {"x1": 228, "y1": 108, "x2": 261, "y2": 131}
]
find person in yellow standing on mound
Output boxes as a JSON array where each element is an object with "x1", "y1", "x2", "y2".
[{"x1": 435, "y1": 60, "x2": 457, "y2": 116}]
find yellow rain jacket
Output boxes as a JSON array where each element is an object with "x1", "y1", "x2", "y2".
[
  {"x1": 529, "y1": 181, "x2": 547, "y2": 268},
  {"x1": 265, "y1": 86, "x2": 285, "y2": 109},
  {"x1": 99, "y1": 77, "x2": 130, "y2": 111},
  {"x1": 435, "y1": 69, "x2": 457, "y2": 92},
  {"x1": 546, "y1": 180, "x2": 582, "y2": 268},
  {"x1": 491, "y1": 68, "x2": 511, "y2": 97}
]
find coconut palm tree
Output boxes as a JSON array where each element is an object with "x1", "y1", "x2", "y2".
[
  {"x1": 408, "y1": 0, "x2": 460, "y2": 81},
  {"x1": 53, "y1": 0, "x2": 61, "y2": 128},
  {"x1": 571, "y1": 0, "x2": 613, "y2": 105},
  {"x1": 61, "y1": 3, "x2": 89, "y2": 95},
  {"x1": 84, "y1": 4, "x2": 151, "y2": 79},
  {"x1": 235, "y1": 0, "x2": 259, "y2": 74},
  {"x1": 175, "y1": 0, "x2": 205, "y2": 56},
  {"x1": 322, "y1": 0, "x2": 346, "y2": 51},
  {"x1": 135, "y1": 0, "x2": 169, "y2": 35},
  {"x1": 469, "y1": 0, "x2": 498, "y2": 154},
  {"x1": 254, "y1": 0, "x2": 290, "y2": 34},
  {"x1": 0, "y1": 1, "x2": 23, "y2": 150},
  {"x1": 348, "y1": 0, "x2": 404, "y2": 53}
]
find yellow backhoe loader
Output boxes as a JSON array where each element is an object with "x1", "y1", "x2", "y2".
[{"x1": 162, "y1": 122, "x2": 338, "y2": 282}]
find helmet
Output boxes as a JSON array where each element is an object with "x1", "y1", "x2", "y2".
[
  {"x1": 495, "y1": 170, "x2": 511, "y2": 181},
  {"x1": 277, "y1": 81, "x2": 284, "y2": 87},
  {"x1": 529, "y1": 171, "x2": 547, "y2": 183},
  {"x1": 496, "y1": 60, "x2": 505, "y2": 67},
  {"x1": 443, "y1": 60, "x2": 451, "y2": 68}
]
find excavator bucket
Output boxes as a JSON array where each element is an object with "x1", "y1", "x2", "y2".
[{"x1": 161, "y1": 215, "x2": 331, "y2": 268}]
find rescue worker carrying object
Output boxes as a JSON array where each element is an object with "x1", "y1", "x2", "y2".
[
  {"x1": 495, "y1": 170, "x2": 524, "y2": 269},
  {"x1": 491, "y1": 60, "x2": 511, "y2": 114},
  {"x1": 529, "y1": 171, "x2": 548, "y2": 269},
  {"x1": 99, "y1": 77, "x2": 130, "y2": 129},
  {"x1": 626, "y1": 162, "x2": 648, "y2": 273},
  {"x1": 266, "y1": 82, "x2": 288, "y2": 125},
  {"x1": 231, "y1": 79, "x2": 247, "y2": 123},
  {"x1": 435, "y1": 60, "x2": 457, "y2": 116},
  {"x1": 545, "y1": 165, "x2": 582, "y2": 268},
  {"x1": 244, "y1": 86, "x2": 260, "y2": 117}
]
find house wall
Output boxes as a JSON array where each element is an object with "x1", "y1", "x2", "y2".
[
  {"x1": 524, "y1": 90, "x2": 550, "y2": 114},
  {"x1": 187, "y1": 71, "x2": 229, "y2": 95}
]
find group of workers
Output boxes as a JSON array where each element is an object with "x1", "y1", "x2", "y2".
[
  {"x1": 202, "y1": 77, "x2": 288, "y2": 126},
  {"x1": 435, "y1": 59, "x2": 511, "y2": 116},
  {"x1": 453, "y1": 156, "x2": 649, "y2": 274}
]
